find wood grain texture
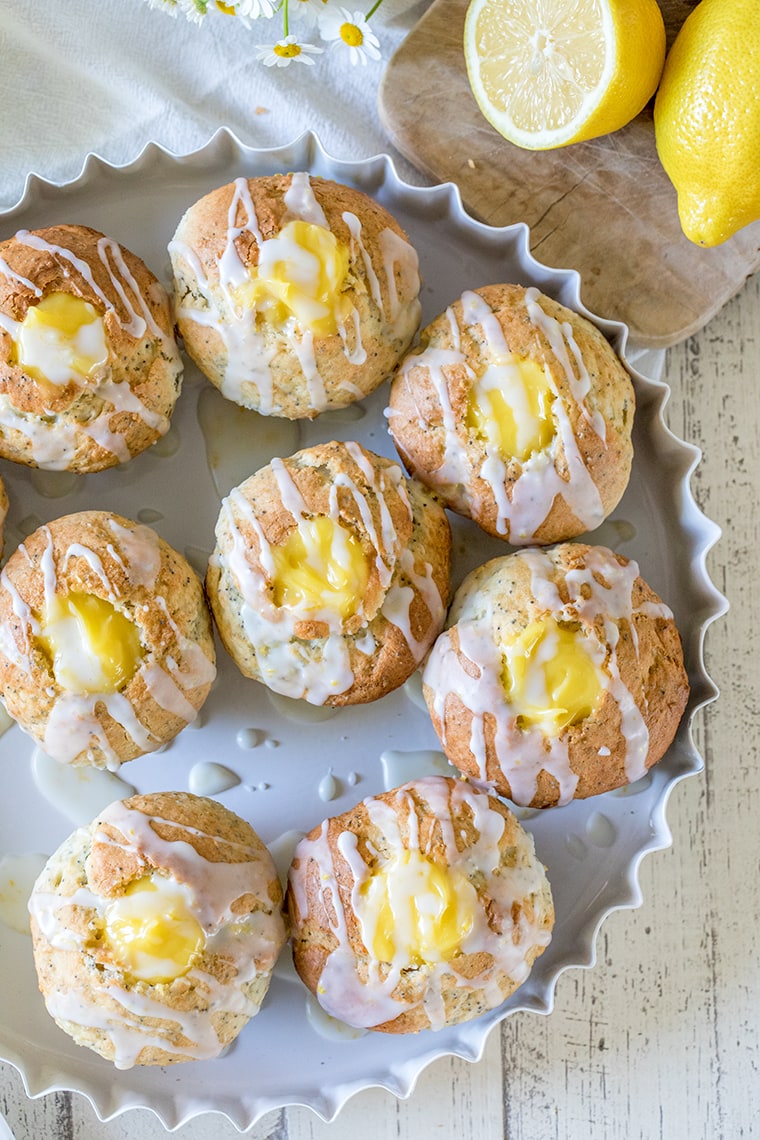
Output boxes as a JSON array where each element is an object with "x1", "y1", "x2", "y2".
[
  {"x1": 378, "y1": 0, "x2": 760, "y2": 348},
  {"x1": 496, "y1": 271, "x2": 760, "y2": 1140}
]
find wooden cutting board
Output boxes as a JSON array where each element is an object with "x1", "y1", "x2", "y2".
[{"x1": 378, "y1": 0, "x2": 760, "y2": 347}]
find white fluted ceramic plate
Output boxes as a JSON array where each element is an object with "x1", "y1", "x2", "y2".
[{"x1": 0, "y1": 131, "x2": 726, "y2": 1130}]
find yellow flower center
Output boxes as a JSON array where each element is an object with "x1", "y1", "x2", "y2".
[
  {"x1": 275, "y1": 42, "x2": 302, "y2": 58},
  {"x1": 215, "y1": 1, "x2": 236, "y2": 13},
  {"x1": 340, "y1": 22, "x2": 364, "y2": 47}
]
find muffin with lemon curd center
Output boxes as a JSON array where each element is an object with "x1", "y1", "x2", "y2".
[
  {"x1": 206, "y1": 440, "x2": 451, "y2": 706},
  {"x1": 29, "y1": 791, "x2": 287, "y2": 1067},
  {"x1": 0, "y1": 224, "x2": 183, "y2": 472},
  {"x1": 0, "y1": 511, "x2": 216, "y2": 769},
  {"x1": 169, "y1": 173, "x2": 421, "y2": 419},
  {"x1": 388, "y1": 284, "x2": 634, "y2": 544},
  {"x1": 287, "y1": 775, "x2": 554, "y2": 1033},
  {"x1": 422, "y1": 543, "x2": 689, "y2": 808}
]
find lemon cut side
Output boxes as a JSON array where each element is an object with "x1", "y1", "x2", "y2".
[{"x1": 464, "y1": 0, "x2": 666, "y2": 150}]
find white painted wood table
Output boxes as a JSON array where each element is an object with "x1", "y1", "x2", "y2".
[{"x1": 0, "y1": 2, "x2": 756, "y2": 1136}]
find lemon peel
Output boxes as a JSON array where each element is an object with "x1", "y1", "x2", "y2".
[
  {"x1": 654, "y1": 0, "x2": 760, "y2": 247},
  {"x1": 464, "y1": 0, "x2": 666, "y2": 151}
]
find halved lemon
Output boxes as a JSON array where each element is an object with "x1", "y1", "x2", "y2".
[{"x1": 464, "y1": 0, "x2": 666, "y2": 150}]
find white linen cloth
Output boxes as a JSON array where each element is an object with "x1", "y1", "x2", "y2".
[{"x1": 0, "y1": 0, "x2": 431, "y2": 211}]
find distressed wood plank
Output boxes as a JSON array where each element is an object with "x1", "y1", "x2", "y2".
[
  {"x1": 496, "y1": 273, "x2": 759, "y2": 1140},
  {"x1": 283, "y1": 1032, "x2": 503, "y2": 1140},
  {"x1": 1, "y1": 1035, "x2": 505, "y2": 1138},
  {"x1": 379, "y1": 0, "x2": 760, "y2": 347}
]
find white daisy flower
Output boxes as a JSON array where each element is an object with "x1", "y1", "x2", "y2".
[
  {"x1": 143, "y1": 0, "x2": 179, "y2": 17},
  {"x1": 255, "y1": 35, "x2": 324, "y2": 67},
  {"x1": 230, "y1": 0, "x2": 277, "y2": 18},
  {"x1": 177, "y1": 0, "x2": 209, "y2": 22},
  {"x1": 319, "y1": 6, "x2": 381, "y2": 65},
  {"x1": 288, "y1": 0, "x2": 330, "y2": 29}
]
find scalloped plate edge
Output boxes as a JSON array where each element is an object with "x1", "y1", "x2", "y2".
[{"x1": 0, "y1": 126, "x2": 728, "y2": 1131}]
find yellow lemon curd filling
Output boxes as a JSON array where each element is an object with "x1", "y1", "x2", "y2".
[
  {"x1": 13, "y1": 293, "x2": 107, "y2": 387},
  {"x1": 466, "y1": 356, "x2": 555, "y2": 462},
  {"x1": 242, "y1": 220, "x2": 351, "y2": 336},
  {"x1": 103, "y1": 874, "x2": 204, "y2": 983},
  {"x1": 501, "y1": 617, "x2": 604, "y2": 734},
  {"x1": 270, "y1": 516, "x2": 369, "y2": 621},
  {"x1": 36, "y1": 592, "x2": 143, "y2": 695},
  {"x1": 359, "y1": 849, "x2": 477, "y2": 966}
]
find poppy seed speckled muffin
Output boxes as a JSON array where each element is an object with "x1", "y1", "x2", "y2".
[
  {"x1": 0, "y1": 475, "x2": 7, "y2": 554},
  {"x1": 205, "y1": 440, "x2": 451, "y2": 706},
  {"x1": 0, "y1": 224, "x2": 183, "y2": 471},
  {"x1": 0, "y1": 511, "x2": 216, "y2": 769},
  {"x1": 29, "y1": 791, "x2": 287, "y2": 1067},
  {"x1": 422, "y1": 543, "x2": 689, "y2": 808},
  {"x1": 169, "y1": 172, "x2": 422, "y2": 419},
  {"x1": 387, "y1": 284, "x2": 634, "y2": 544},
  {"x1": 287, "y1": 775, "x2": 554, "y2": 1033}
]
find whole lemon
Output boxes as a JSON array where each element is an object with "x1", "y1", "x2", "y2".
[{"x1": 654, "y1": 0, "x2": 760, "y2": 247}]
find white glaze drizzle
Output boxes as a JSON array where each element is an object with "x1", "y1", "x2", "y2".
[
  {"x1": 392, "y1": 288, "x2": 609, "y2": 542},
  {"x1": 0, "y1": 255, "x2": 42, "y2": 297},
  {"x1": 106, "y1": 518, "x2": 161, "y2": 589},
  {"x1": 342, "y1": 212, "x2": 383, "y2": 312},
  {"x1": 284, "y1": 172, "x2": 328, "y2": 226},
  {"x1": 336, "y1": 303, "x2": 367, "y2": 367},
  {"x1": 29, "y1": 800, "x2": 285, "y2": 1067},
  {"x1": 377, "y1": 228, "x2": 421, "y2": 330},
  {"x1": 61, "y1": 544, "x2": 113, "y2": 592},
  {"x1": 0, "y1": 230, "x2": 180, "y2": 468},
  {"x1": 0, "y1": 557, "x2": 38, "y2": 669},
  {"x1": 290, "y1": 327, "x2": 327, "y2": 412},
  {"x1": 1, "y1": 522, "x2": 215, "y2": 769},
  {"x1": 214, "y1": 448, "x2": 443, "y2": 705},
  {"x1": 288, "y1": 776, "x2": 551, "y2": 1030},
  {"x1": 424, "y1": 547, "x2": 671, "y2": 805},
  {"x1": 170, "y1": 175, "x2": 419, "y2": 416},
  {"x1": 380, "y1": 547, "x2": 446, "y2": 661},
  {"x1": 0, "y1": 398, "x2": 78, "y2": 470},
  {"x1": 524, "y1": 287, "x2": 606, "y2": 439}
]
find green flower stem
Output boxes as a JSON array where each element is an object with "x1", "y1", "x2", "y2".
[
  {"x1": 283, "y1": 0, "x2": 289, "y2": 37},
  {"x1": 365, "y1": 0, "x2": 383, "y2": 18}
]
